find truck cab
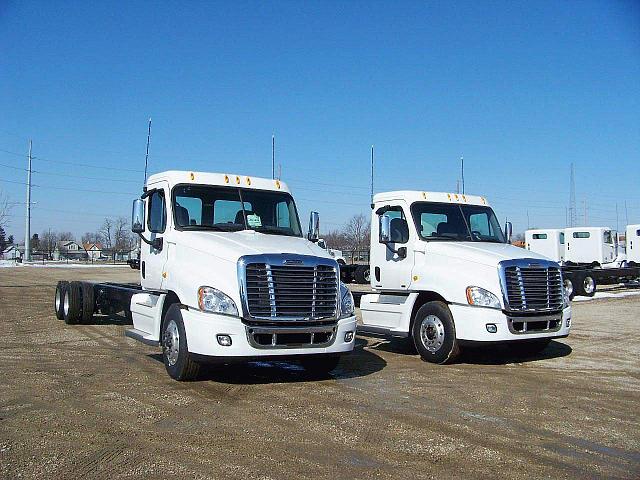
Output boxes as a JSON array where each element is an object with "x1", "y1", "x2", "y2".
[
  {"x1": 128, "y1": 171, "x2": 357, "y2": 380},
  {"x1": 626, "y1": 224, "x2": 640, "y2": 266},
  {"x1": 359, "y1": 191, "x2": 571, "y2": 364},
  {"x1": 525, "y1": 228, "x2": 565, "y2": 263},
  {"x1": 565, "y1": 227, "x2": 617, "y2": 266}
]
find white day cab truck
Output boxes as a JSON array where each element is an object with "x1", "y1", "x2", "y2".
[
  {"x1": 358, "y1": 191, "x2": 572, "y2": 364},
  {"x1": 525, "y1": 226, "x2": 640, "y2": 299},
  {"x1": 53, "y1": 171, "x2": 357, "y2": 380}
]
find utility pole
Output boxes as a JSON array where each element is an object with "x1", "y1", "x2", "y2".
[
  {"x1": 569, "y1": 163, "x2": 576, "y2": 227},
  {"x1": 144, "y1": 118, "x2": 152, "y2": 185},
  {"x1": 624, "y1": 200, "x2": 629, "y2": 225},
  {"x1": 616, "y1": 203, "x2": 619, "y2": 232},
  {"x1": 582, "y1": 199, "x2": 588, "y2": 225},
  {"x1": 370, "y1": 145, "x2": 375, "y2": 206},
  {"x1": 460, "y1": 155, "x2": 465, "y2": 195},
  {"x1": 526, "y1": 210, "x2": 530, "y2": 230},
  {"x1": 24, "y1": 140, "x2": 32, "y2": 261},
  {"x1": 272, "y1": 134, "x2": 275, "y2": 179}
]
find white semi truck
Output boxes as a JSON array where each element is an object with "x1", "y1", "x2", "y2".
[
  {"x1": 358, "y1": 191, "x2": 572, "y2": 364},
  {"x1": 53, "y1": 171, "x2": 357, "y2": 380},
  {"x1": 627, "y1": 224, "x2": 640, "y2": 266},
  {"x1": 525, "y1": 226, "x2": 640, "y2": 299}
]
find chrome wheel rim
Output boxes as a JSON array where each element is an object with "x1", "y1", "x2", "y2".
[
  {"x1": 563, "y1": 279, "x2": 573, "y2": 298},
  {"x1": 583, "y1": 277, "x2": 595, "y2": 294},
  {"x1": 364, "y1": 269, "x2": 370, "y2": 282},
  {"x1": 163, "y1": 320, "x2": 180, "y2": 367},
  {"x1": 63, "y1": 291, "x2": 70, "y2": 317},
  {"x1": 55, "y1": 288, "x2": 61, "y2": 312},
  {"x1": 419, "y1": 315, "x2": 445, "y2": 352}
]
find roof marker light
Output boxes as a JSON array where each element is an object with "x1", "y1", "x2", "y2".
[
  {"x1": 275, "y1": 180, "x2": 281, "y2": 189},
  {"x1": 190, "y1": 172, "x2": 195, "y2": 180},
  {"x1": 224, "y1": 175, "x2": 229, "y2": 184},
  {"x1": 246, "y1": 177, "x2": 251, "y2": 185},
  {"x1": 235, "y1": 176, "x2": 240, "y2": 184}
]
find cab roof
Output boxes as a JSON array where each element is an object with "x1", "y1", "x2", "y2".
[
  {"x1": 145, "y1": 170, "x2": 291, "y2": 194},
  {"x1": 373, "y1": 190, "x2": 490, "y2": 207}
]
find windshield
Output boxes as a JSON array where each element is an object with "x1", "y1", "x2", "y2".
[
  {"x1": 410, "y1": 202, "x2": 506, "y2": 243},
  {"x1": 172, "y1": 185, "x2": 303, "y2": 237}
]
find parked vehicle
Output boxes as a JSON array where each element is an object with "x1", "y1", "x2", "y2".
[
  {"x1": 525, "y1": 229, "x2": 565, "y2": 263},
  {"x1": 626, "y1": 224, "x2": 640, "y2": 266},
  {"x1": 524, "y1": 226, "x2": 640, "y2": 299},
  {"x1": 357, "y1": 191, "x2": 571, "y2": 364},
  {"x1": 317, "y1": 238, "x2": 346, "y2": 265},
  {"x1": 54, "y1": 171, "x2": 357, "y2": 380}
]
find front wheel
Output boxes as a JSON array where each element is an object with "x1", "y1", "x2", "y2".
[
  {"x1": 161, "y1": 304, "x2": 200, "y2": 381},
  {"x1": 411, "y1": 301, "x2": 460, "y2": 364}
]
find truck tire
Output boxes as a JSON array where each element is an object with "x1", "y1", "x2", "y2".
[
  {"x1": 563, "y1": 277, "x2": 575, "y2": 301},
  {"x1": 80, "y1": 282, "x2": 95, "y2": 324},
  {"x1": 63, "y1": 281, "x2": 82, "y2": 325},
  {"x1": 411, "y1": 301, "x2": 460, "y2": 364},
  {"x1": 54, "y1": 281, "x2": 69, "y2": 320},
  {"x1": 354, "y1": 265, "x2": 370, "y2": 284},
  {"x1": 161, "y1": 304, "x2": 200, "y2": 381},
  {"x1": 576, "y1": 273, "x2": 596, "y2": 298},
  {"x1": 298, "y1": 354, "x2": 341, "y2": 375}
]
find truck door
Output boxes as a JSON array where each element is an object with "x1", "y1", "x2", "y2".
[
  {"x1": 141, "y1": 184, "x2": 169, "y2": 290},
  {"x1": 371, "y1": 205, "x2": 412, "y2": 290},
  {"x1": 603, "y1": 230, "x2": 615, "y2": 264}
]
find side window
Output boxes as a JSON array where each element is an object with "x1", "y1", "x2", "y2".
[
  {"x1": 381, "y1": 207, "x2": 409, "y2": 244},
  {"x1": 573, "y1": 231, "x2": 590, "y2": 239},
  {"x1": 276, "y1": 200, "x2": 292, "y2": 228},
  {"x1": 148, "y1": 190, "x2": 166, "y2": 233},
  {"x1": 559, "y1": 232, "x2": 565, "y2": 244},
  {"x1": 532, "y1": 233, "x2": 548, "y2": 240},
  {"x1": 603, "y1": 231, "x2": 613, "y2": 244}
]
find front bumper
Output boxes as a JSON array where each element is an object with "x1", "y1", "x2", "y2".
[
  {"x1": 181, "y1": 307, "x2": 357, "y2": 357},
  {"x1": 449, "y1": 304, "x2": 571, "y2": 342}
]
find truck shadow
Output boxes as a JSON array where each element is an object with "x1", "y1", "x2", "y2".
[
  {"x1": 147, "y1": 343, "x2": 387, "y2": 384},
  {"x1": 361, "y1": 336, "x2": 572, "y2": 365}
]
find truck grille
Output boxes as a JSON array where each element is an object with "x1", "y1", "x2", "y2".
[
  {"x1": 502, "y1": 261, "x2": 564, "y2": 313},
  {"x1": 243, "y1": 259, "x2": 339, "y2": 321}
]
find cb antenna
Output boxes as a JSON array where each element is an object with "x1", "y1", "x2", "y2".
[{"x1": 143, "y1": 118, "x2": 152, "y2": 187}]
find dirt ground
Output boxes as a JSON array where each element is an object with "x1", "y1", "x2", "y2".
[{"x1": 1, "y1": 267, "x2": 638, "y2": 479}]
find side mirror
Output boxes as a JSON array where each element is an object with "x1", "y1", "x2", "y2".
[
  {"x1": 380, "y1": 215, "x2": 391, "y2": 243},
  {"x1": 132, "y1": 199, "x2": 145, "y2": 234},
  {"x1": 307, "y1": 211, "x2": 320, "y2": 242},
  {"x1": 504, "y1": 221, "x2": 513, "y2": 244}
]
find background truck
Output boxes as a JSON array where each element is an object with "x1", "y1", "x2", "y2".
[
  {"x1": 53, "y1": 170, "x2": 357, "y2": 380},
  {"x1": 357, "y1": 191, "x2": 572, "y2": 364},
  {"x1": 525, "y1": 226, "x2": 640, "y2": 299}
]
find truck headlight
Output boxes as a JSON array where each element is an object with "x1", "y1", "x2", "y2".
[
  {"x1": 563, "y1": 286, "x2": 570, "y2": 308},
  {"x1": 466, "y1": 286, "x2": 501, "y2": 309},
  {"x1": 198, "y1": 286, "x2": 239, "y2": 316},
  {"x1": 340, "y1": 282, "x2": 355, "y2": 318}
]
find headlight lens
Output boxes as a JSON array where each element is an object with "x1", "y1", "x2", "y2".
[
  {"x1": 563, "y1": 285, "x2": 570, "y2": 308},
  {"x1": 198, "y1": 286, "x2": 239, "y2": 316},
  {"x1": 340, "y1": 282, "x2": 355, "y2": 318},
  {"x1": 466, "y1": 286, "x2": 501, "y2": 309}
]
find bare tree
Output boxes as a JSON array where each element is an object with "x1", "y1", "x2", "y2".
[
  {"x1": 322, "y1": 229, "x2": 349, "y2": 250},
  {"x1": 41, "y1": 230, "x2": 59, "y2": 260},
  {"x1": 114, "y1": 216, "x2": 134, "y2": 260},
  {"x1": 0, "y1": 191, "x2": 11, "y2": 229},
  {"x1": 99, "y1": 218, "x2": 114, "y2": 258},
  {"x1": 344, "y1": 214, "x2": 370, "y2": 251},
  {"x1": 81, "y1": 231, "x2": 101, "y2": 244}
]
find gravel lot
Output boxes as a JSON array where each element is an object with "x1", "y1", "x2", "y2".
[{"x1": 1, "y1": 267, "x2": 638, "y2": 479}]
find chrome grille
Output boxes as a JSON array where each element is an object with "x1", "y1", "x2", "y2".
[
  {"x1": 501, "y1": 261, "x2": 563, "y2": 312},
  {"x1": 242, "y1": 256, "x2": 339, "y2": 321}
]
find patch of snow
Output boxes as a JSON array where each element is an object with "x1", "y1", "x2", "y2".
[{"x1": 573, "y1": 290, "x2": 640, "y2": 302}]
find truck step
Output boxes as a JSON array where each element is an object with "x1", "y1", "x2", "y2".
[{"x1": 124, "y1": 328, "x2": 159, "y2": 346}]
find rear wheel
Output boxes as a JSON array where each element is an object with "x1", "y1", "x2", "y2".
[
  {"x1": 54, "y1": 281, "x2": 69, "y2": 320},
  {"x1": 411, "y1": 301, "x2": 460, "y2": 364},
  {"x1": 575, "y1": 273, "x2": 596, "y2": 297},
  {"x1": 63, "y1": 281, "x2": 82, "y2": 325},
  {"x1": 161, "y1": 304, "x2": 200, "y2": 381},
  {"x1": 80, "y1": 282, "x2": 95, "y2": 324},
  {"x1": 563, "y1": 277, "x2": 575, "y2": 301},
  {"x1": 354, "y1": 265, "x2": 370, "y2": 284}
]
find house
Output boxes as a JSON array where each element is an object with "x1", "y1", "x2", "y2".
[
  {"x1": 1, "y1": 245, "x2": 21, "y2": 260},
  {"x1": 54, "y1": 240, "x2": 86, "y2": 260},
  {"x1": 83, "y1": 242, "x2": 103, "y2": 260}
]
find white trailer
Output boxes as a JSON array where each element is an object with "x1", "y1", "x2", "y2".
[
  {"x1": 358, "y1": 191, "x2": 571, "y2": 364},
  {"x1": 525, "y1": 228, "x2": 565, "y2": 263},
  {"x1": 565, "y1": 227, "x2": 617, "y2": 266},
  {"x1": 53, "y1": 170, "x2": 357, "y2": 380},
  {"x1": 626, "y1": 224, "x2": 640, "y2": 265}
]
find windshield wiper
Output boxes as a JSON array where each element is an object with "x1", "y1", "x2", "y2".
[
  {"x1": 253, "y1": 226, "x2": 298, "y2": 237},
  {"x1": 180, "y1": 224, "x2": 245, "y2": 232}
]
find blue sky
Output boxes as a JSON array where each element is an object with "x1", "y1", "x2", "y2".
[{"x1": 1, "y1": 1, "x2": 639, "y2": 241}]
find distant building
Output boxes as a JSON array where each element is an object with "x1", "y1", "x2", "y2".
[
  {"x1": 54, "y1": 240, "x2": 86, "y2": 260},
  {"x1": 1, "y1": 245, "x2": 21, "y2": 260},
  {"x1": 82, "y1": 242, "x2": 103, "y2": 260}
]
